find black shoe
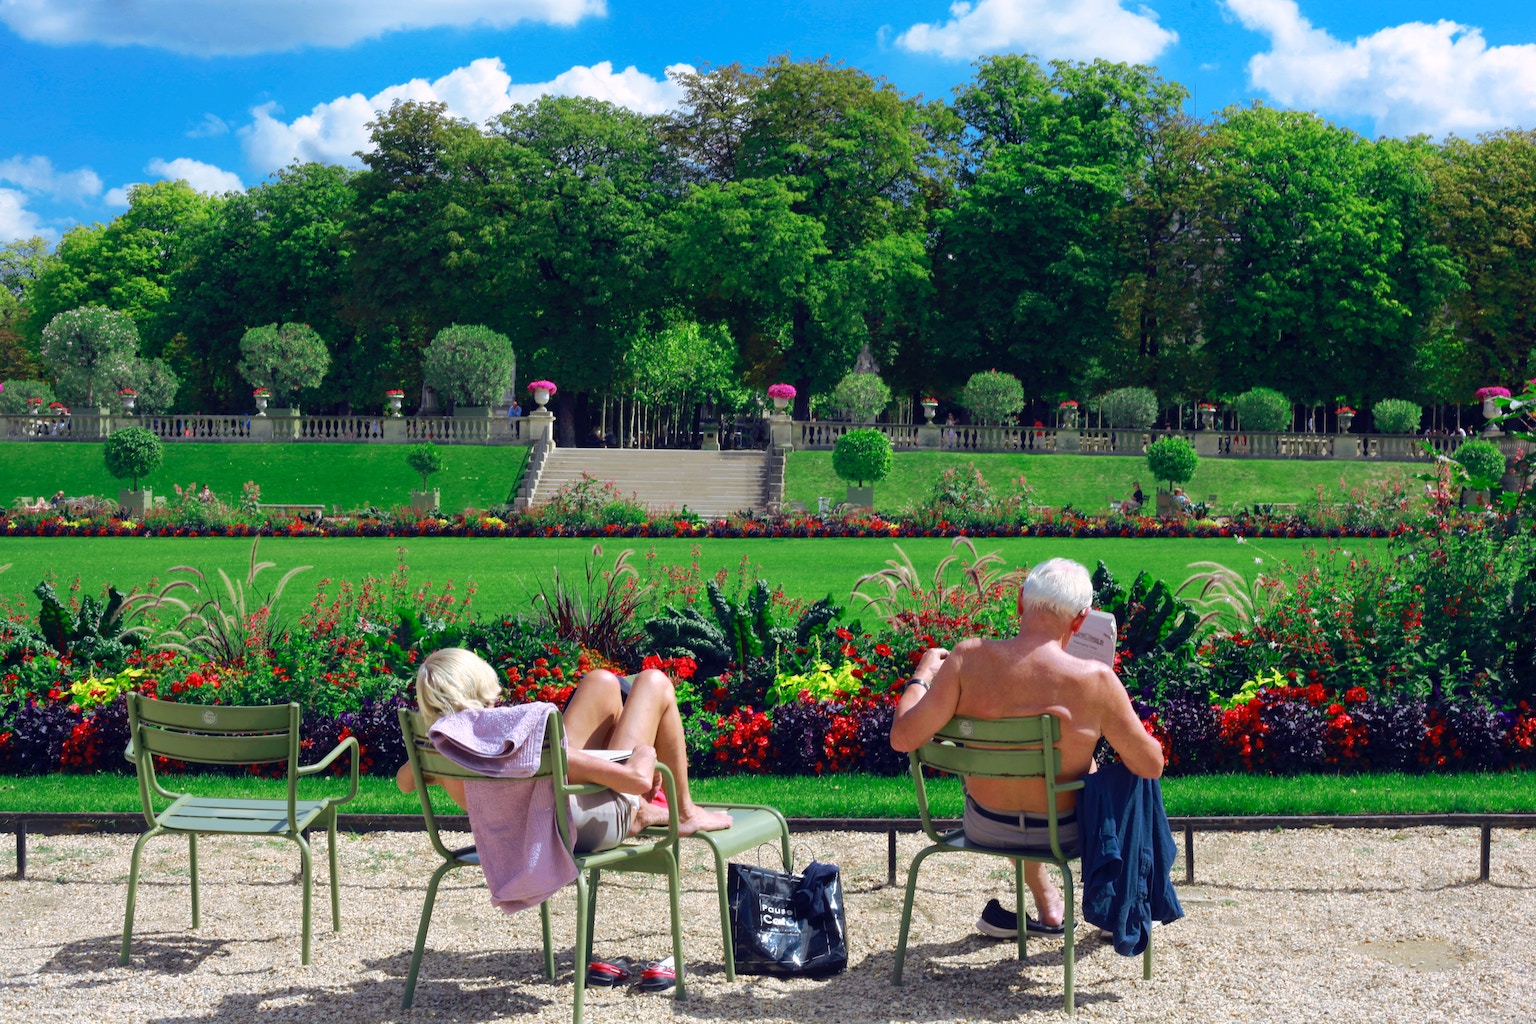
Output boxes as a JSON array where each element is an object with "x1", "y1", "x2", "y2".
[{"x1": 976, "y1": 898, "x2": 1065, "y2": 939}]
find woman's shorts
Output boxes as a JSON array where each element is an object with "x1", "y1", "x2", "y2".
[{"x1": 568, "y1": 789, "x2": 639, "y2": 853}]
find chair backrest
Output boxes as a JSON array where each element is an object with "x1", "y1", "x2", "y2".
[
  {"x1": 910, "y1": 714, "x2": 1084, "y2": 861},
  {"x1": 398, "y1": 705, "x2": 589, "y2": 861},
  {"x1": 127, "y1": 692, "x2": 302, "y2": 829}
]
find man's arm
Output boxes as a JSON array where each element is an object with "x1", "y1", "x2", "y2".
[
  {"x1": 1097, "y1": 666, "x2": 1164, "y2": 778},
  {"x1": 890, "y1": 645, "x2": 963, "y2": 753}
]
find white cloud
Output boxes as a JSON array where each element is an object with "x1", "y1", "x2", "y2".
[
  {"x1": 0, "y1": 188, "x2": 56, "y2": 244},
  {"x1": 0, "y1": 0, "x2": 604, "y2": 56},
  {"x1": 895, "y1": 0, "x2": 1177, "y2": 63},
  {"x1": 0, "y1": 155, "x2": 103, "y2": 203},
  {"x1": 1227, "y1": 0, "x2": 1536, "y2": 137},
  {"x1": 241, "y1": 57, "x2": 692, "y2": 173},
  {"x1": 186, "y1": 113, "x2": 231, "y2": 139},
  {"x1": 106, "y1": 157, "x2": 246, "y2": 207}
]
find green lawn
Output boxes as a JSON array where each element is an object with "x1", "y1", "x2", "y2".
[
  {"x1": 0, "y1": 534, "x2": 1356, "y2": 614},
  {"x1": 3, "y1": 770, "x2": 1529, "y2": 818},
  {"x1": 0, "y1": 442, "x2": 529, "y2": 512},
  {"x1": 785, "y1": 450, "x2": 1413, "y2": 515}
]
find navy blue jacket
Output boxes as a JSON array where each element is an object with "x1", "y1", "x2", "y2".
[{"x1": 1079, "y1": 761, "x2": 1185, "y2": 956}]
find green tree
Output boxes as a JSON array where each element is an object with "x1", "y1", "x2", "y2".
[
  {"x1": 830, "y1": 371, "x2": 891, "y2": 422},
  {"x1": 40, "y1": 307, "x2": 141, "y2": 407},
  {"x1": 1145, "y1": 435, "x2": 1198, "y2": 489},
  {"x1": 406, "y1": 442, "x2": 445, "y2": 491},
  {"x1": 1371, "y1": 398, "x2": 1422, "y2": 435},
  {"x1": 238, "y1": 323, "x2": 331, "y2": 407},
  {"x1": 1098, "y1": 386, "x2": 1158, "y2": 428},
  {"x1": 103, "y1": 426, "x2": 163, "y2": 491},
  {"x1": 421, "y1": 324, "x2": 515, "y2": 408},
  {"x1": 0, "y1": 378, "x2": 54, "y2": 414},
  {"x1": 831, "y1": 428, "x2": 893, "y2": 486},
  {"x1": 1232, "y1": 387, "x2": 1292, "y2": 432},
  {"x1": 959, "y1": 369, "x2": 1025, "y2": 424},
  {"x1": 1452, "y1": 438, "x2": 1506, "y2": 488}
]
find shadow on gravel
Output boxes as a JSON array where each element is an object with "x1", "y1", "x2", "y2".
[{"x1": 44, "y1": 933, "x2": 230, "y2": 982}]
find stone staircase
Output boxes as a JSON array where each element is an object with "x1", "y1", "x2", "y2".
[{"x1": 525, "y1": 448, "x2": 772, "y2": 518}]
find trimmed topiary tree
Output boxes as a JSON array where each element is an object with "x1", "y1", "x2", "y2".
[
  {"x1": 1098, "y1": 387, "x2": 1158, "y2": 429},
  {"x1": 104, "y1": 427, "x2": 163, "y2": 516},
  {"x1": 960, "y1": 370, "x2": 1025, "y2": 425},
  {"x1": 406, "y1": 442, "x2": 445, "y2": 491},
  {"x1": 1232, "y1": 387, "x2": 1292, "y2": 432},
  {"x1": 1371, "y1": 398, "x2": 1422, "y2": 435},
  {"x1": 1453, "y1": 438, "x2": 1506, "y2": 489},
  {"x1": 422, "y1": 324, "x2": 516, "y2": 409},
  {"x1": 1146, "y1": 435, "x2": 1199, "y2": 491},
  {"x1": 832, "y1": 428, "x2": 892, "y2": 508},
  {"x1": 830, "y1": 371, "x2": 891, "y2": 422},
  {"x1": 238, "y1": 322, "x2": 331, "y2": 408}
]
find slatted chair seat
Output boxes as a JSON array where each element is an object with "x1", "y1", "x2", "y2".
[
  {"x1": 892, "y1": 714, "x2": 1154, "y2": 1015},
  {"x1": 120, "y1": 693, "x2": 360, "y2": 966},
  {"x1": 398, "y1": 707, "x2": 687, "y2": 1024}
]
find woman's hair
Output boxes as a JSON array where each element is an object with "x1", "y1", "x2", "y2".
[
  {"x1": 415, "y1": 648, "x2": 502, "y2": 725},
  {"x1": 1020, "y1": 558, "x2": 1093, "y2": 622}
]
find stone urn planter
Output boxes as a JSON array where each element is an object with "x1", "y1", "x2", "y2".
[
  {"x1": 772, "y1": 396, "x2": 790, "y2": 413},
  {"x1": 119, "y1": 391, "x2": 137, "y2": 415},
  {"x1": 386, "y1": 391, "x2": 404, "y2": 417},
  {"x1": 118, "y1": 488, "x2": 153, "y2": 518},
  {"x1": 1337, "y1": 413, "x2": 1354, "y2": 432},
  {"x1": 921, "y1": 399, "x2": 938, "y2": 423},
  {"x1": 254, "y1": 393, "x2": 269, "y2": 416}
]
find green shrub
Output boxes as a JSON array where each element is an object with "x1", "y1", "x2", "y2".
[
  {"x1": 1233, "y1": 387, "x2": 1292, "y2": 432},
  {"x1": 238, "y1": 323, "x2": 331, "y2": 407},
  {"x1": 1453, "y1": 438, "x2": 1506, "y2": 488},
  {"x1": 1372, "y1": 398, "x2": 1422, "y2": 435},
  {"x1": 103, "y1": 427, "x2": 163, "y2": 491},
  {"x1": 405, "y1": 442, "x2": 445, "y2": 491},
  {"x1": 831, "y1": 428, "x2": 893, "y2": 486},
  {"x1": 1098, "y1": 387, "x2": 1158, "y2": 428},
  {"x1": 960, "y1": 370, "x2": 1025, "y2": 424},
  {"x1": 41, "y1": 307, "x2": 176, "y2": 410},
  {"x1": 0, "y1": 379, "x2": 55, "y2": 415},
  {"x1": 1146, "y1": 436, "x2": 1199, "y2": 488},
  {"x1": 422, "y1": 324, "x2": 516, "y2": 408},
  {"x1": 830, "y1": 371, "x2": 891, "y2": 422}
]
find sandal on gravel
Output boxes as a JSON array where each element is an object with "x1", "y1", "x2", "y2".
[
  {"x1": 585, "y1": 958, "x2": 633, "y2": 987},
  {"x1": 636, "y1": 956, "x2": 676, "y2": 993}
]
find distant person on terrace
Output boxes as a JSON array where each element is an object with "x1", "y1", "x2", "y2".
[{"x1": 889, "y1": 558, "x2": 1165, "y2": 940}]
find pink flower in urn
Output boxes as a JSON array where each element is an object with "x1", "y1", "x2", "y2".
[
  {"x1": 767, "y1": 383, "x2": 797, "y2": 400},
  {"x1": 528, "y1": 380, "x2": 558, "y2": 396},
  {"x1": 1476, "y1": 386, "x2": 1511, "y2": 401}
]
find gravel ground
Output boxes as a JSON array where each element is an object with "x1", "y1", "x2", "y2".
[{"x1": 2, "y1": 825, "x2": 1534, "y2": 1023}]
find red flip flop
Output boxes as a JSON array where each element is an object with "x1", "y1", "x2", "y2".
[
  {"x1": 585, "y1": 958, "x2": 633, "y2": 987},
  {"x1": 637, "y1": 956, "x2": 676, "y2": 993}
]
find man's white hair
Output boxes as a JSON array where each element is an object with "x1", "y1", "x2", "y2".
[{"x1": 1020, "y1": 558, "x2": 1093, "y2": 621}]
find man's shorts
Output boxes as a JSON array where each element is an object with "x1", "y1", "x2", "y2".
[
  {"x1": 568, "y1": 789, "x2": 639, "y2": 853},
  {"x1": 963, "y1": 794, "x2": 1080, "y2": 855}
]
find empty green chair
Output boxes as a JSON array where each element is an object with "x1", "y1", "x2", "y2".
[
  {"x1": 891, "y1": 714, "x2": 1154, "y2": 1014},
  {"x1": 398, "y1": 707, "x2": 686, "y2": 1024},
  {"x1": 120, "y1": 693, "x2": 360, "y2": 965}
]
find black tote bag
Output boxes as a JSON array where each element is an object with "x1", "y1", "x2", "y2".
[{"x1": 727, "y1": 860, "x2": 848, "y2": 977}]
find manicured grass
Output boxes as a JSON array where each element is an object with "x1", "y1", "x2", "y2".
[
  {"x1": 0, "y1": 535, "x2": 1358, "y2": 614},
  {"x1": 4, "y1": 771, "x2": 1530, "y2": 818},
  {"x1": 0, "y1": 442, "x2": 529, "y2": 512},
  {"x1": 785, "y1": 450, "x2": 1412, "y2": 515}
]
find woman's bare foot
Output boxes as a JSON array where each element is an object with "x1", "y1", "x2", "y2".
[{"x1": 676, "y1": 805, "x2": 733, "y2": 835}]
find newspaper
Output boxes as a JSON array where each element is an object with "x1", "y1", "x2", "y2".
[{"x1": 1063, "y1": 609, "x2": 1118, "y2": 667}]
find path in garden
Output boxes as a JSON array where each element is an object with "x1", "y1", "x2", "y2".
[
  {"x1": 528, "y1": 448, "x2": 771, "y2": 518},
  {"x1": 3, "y1": 826, "x2": 1532, "y2": 1023}
]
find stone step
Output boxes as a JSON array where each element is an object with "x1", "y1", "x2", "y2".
[{"x1": 528, "y1": 449, "x2": 771, "y2": 517}]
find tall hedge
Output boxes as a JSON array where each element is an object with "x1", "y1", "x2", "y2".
[
  {"x1": 422, "y1": 324, "x2": 516, "y2": 408},
  {"x1": 960, "y1": 370, "x2": 1025, "y2": 425},
  {"x1": 1233, "y1": 387, "x2": 1292, "y2": 432},
  {"x1": 1372, "y1": 398, "x2": 1422, "y2": 435},
  {"x1": 1098, "y1": 387, "x2": 1158, "y2": 428}
]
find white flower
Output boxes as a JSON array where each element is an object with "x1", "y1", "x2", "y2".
[
  {"x1": 1235, "y1": 536, "x2": 1246, "y2": 544},
  {"x1": 1255, "y1": 557, "x2": 1263, "y2": 564}
]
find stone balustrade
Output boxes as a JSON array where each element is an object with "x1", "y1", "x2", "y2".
[{"x1": 0, "y1": 413, "x2": 535, "y2": 445}]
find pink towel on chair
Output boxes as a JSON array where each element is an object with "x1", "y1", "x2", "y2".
[{"x1": 428, "y1": 703, "x2": 577, "y2": 915}]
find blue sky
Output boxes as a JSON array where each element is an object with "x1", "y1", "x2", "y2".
[{"x1": 5, "y1": 0, "x2": 1536, "y2": 245}]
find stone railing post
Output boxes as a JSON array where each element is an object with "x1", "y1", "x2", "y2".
[
  {"x1": 527, "y1": 407, "x2": 556, "y2": 445},
  {"x1": 770, "y1": 415, "x2": 794, "y2": 450},
  {"x1": 917, "y1": 422, "x2": 941, "y2": 449}
]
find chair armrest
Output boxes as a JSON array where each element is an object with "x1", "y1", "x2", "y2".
[
  {"x1": 297, "y1": 735, "x2": 361, "y2": 806},
  {"x1": 1057, "y1": 779, "x2": 1086, "y2": 793},
  {"x1": 653, "y1": 763, "x2": 680, "y2": 842}
]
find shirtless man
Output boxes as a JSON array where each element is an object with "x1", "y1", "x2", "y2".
[{"x1": 889, "y1": 558, "x2": 1164, "y2": 937}]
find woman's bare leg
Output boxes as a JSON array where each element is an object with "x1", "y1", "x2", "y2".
[
  {"x1": 560, "y1": 670, "x2": 624, "y2": 749},
  {"x1": 605, "y1": 669, "x2": 731, "y2": 834}
]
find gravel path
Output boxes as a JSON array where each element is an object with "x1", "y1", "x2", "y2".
[{"x1": 2, "y1": 825, "x2": 1534, "y2": 1023}]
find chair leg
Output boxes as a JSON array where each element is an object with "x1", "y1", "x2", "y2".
[
  {"x1": 1143, "y1": 926, "x2": 1153, "y2": 981},
  {"x1": 711, "y1": 845, "x2": 736, "y2": 981},
  {"x1": 188, "y1": 832, "x2": 200, "y2": 928},
  {"x1": 327, "y1": 812, "x2": 341, "y2": 931},
  {"x1": 402, "y1": 860, "x2": 457, "y2": 1010},
  {"x1": 667, "y1": 847, "x2": 686, "y2": 1001},
  {"x1": 583, "y1": 868, "x2": 601, "y2": 967},
  {"x1": 572, "y1": 873, "x2": 590, "y2": 1024},
  {"x1": 291, "y1": 832, "x2": 314, "y2": 966},
  {"x1": 541, "y1": 901, "x2": 556, "y2": 980},
  {"x1": 892, "y1": 846, "x2": 938, "y2": 985},
  {"x1": 120, "y1": 827, "x2": 160, "y2": 965},
  {"x1": 1060, "y1": 861, "x2": 1076, "y2": 1016},
  {"x1": 1014, "y1": 859, "x2": 1027, "y2": 961}
]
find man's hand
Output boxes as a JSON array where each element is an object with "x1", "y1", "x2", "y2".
[{"x1": 913, "y1": 646, "x2": 949, "y2": 681}]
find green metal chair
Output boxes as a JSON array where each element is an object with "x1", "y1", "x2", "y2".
[
  {"x1": 397, "y1": 707, "x2": 687, "y2": 1024},
  {"x1": 891, "y1": 714, "x2": 1153, "y2": 1015},
  {"x1": 120, "y1": 693, "x2": 360, "y2": 966}
]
